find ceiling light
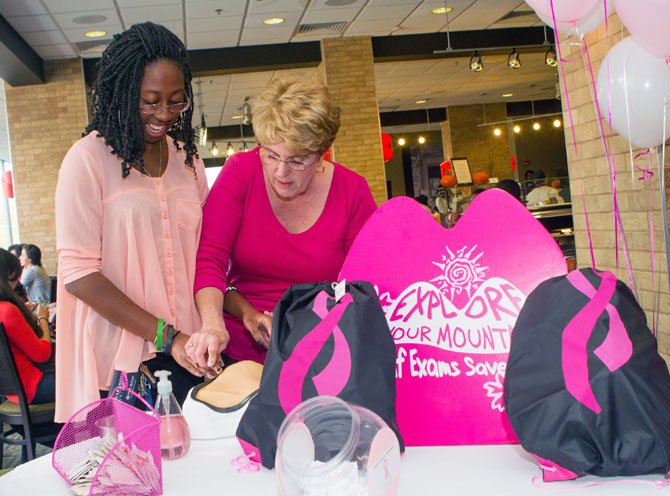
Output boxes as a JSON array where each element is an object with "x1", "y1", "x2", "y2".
[
  {"x1": 397, "y1": 137, "x2": 406, "y2": 146},
  {"x1": 553, "y1": 118, "x2": 562, "y2": 128},
  {"x1": 493, "y1": 127, "x2": 502, "y2": 137},
  {"x1": 507, "y1": 49, "x2": 521, "y2": 69},
  {"x1": 198, "y1": 114, "x2": 207, "y2": 147},
  {"x1": 72, "y1": 14, "x2": 107, "y2": 25},
  {"x1": 502, "y1": 93, "x2": 513, "y2": 98},
  {"x1": 431, "y1": 7, "x2": 453, "y2": 14},
  {"x1": 469, "y1": 51, "x2": 483, "y2": 72},
  {"x1": 415, "y1": 99, "x2": 427, "y2": 104},
  {"x1": 545, "y1": 46, "x2": 558, "y2": 67},
  {"x1": 533, "y1": 122, "x2": 541, "y2": 131},
  {"x1": 418, "y1": 136, "x2": 426, "y2": 144},
  {"x1": 513, "y1": 125, "x2": 521, "y2": 134},
  {"x1": 263, "y1": 17, "x2": 285, "y2": 25},
  {"x1": 85, "y1": 30, "x2": 107, "y2": 38},
  {"x1": 241, "y1": 96, "x2": 252, "y2": 126},
  {"x1": 232, "y1": 115, "x2": 242, "y2": 120},
  {"x1": 211, "y1": 142, "x2": 219, "y2": 156},
  {"x1": 226, "y1": 142, "x2": 235, "y2": 156},
  {"x1": 325, "y1": 0, "x2": 357, "y2": 5}
]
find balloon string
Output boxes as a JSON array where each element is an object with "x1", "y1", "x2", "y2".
[
  {"x1": 581, "y1": 182, "x2": 596, "y2": 269},
  {"x1": 550, "y1": 0, "x2": 577, "y2": 154},
  {"x1": 633, "y1": 149, "x2": 657, "y2": 336},
  {"x1": 581, "y1": 33, "x2": 636, "y2": 295}
]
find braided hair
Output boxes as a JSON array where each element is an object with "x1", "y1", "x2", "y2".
[{"x1": 85, "y1": 22, "x2": 198, "y2": 177}]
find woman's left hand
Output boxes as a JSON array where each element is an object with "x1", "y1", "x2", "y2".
[{"x1": 171, "y1": 332, "x2": 209, "y2": 378}]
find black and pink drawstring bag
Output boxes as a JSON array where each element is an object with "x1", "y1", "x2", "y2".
[
  {"x1": 236, "y1": 280, "x2": 404, "y2": 469},
  {"x1": 504, "y1": 268, "x2": 670, "y2": 481}
]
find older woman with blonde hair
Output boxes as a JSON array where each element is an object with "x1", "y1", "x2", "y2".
[{"x1": 188, "y1": 78, "x2": 376, "y2": 368}]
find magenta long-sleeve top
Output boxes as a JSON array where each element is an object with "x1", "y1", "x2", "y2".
[{"x1": 194, "y1": 147, "x2": 377, "y2": 363}]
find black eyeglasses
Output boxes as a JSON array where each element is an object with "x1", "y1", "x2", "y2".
[{"x1": 139, "y1": 101, "x2": 191, "y2": 115}]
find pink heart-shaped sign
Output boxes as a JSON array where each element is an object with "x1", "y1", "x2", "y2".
[{"x1": 340, "y1": 189, "x2": 567, "y2": 446}]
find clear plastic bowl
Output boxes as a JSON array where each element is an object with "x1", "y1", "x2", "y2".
[{"x1": 276, "y1": 396, "x2": 400, "y2": 496}]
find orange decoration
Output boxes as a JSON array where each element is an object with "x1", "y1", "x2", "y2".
[
  {"x1": 472, "y1": 171, "x2": 490, "y2": 185},
  {"x1": 441, "y1": 174, "x2": 456, "y2": 188}
]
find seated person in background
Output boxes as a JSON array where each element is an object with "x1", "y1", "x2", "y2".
[
  {"x1": 525, "y1": 171, "x2": 564, "y2": 207},
  {"x1": 415, "y1": 194, "x2": 440, "y2": 222},
  {"x1": 494, "y1": 179, "x2": 522, "y2": 202},
  {"x1": 19, "y1": 244, "x2": 51, "y2": 303},
  {"x1": 0, "y1": 249, "x2": 54, "y2": 404},
  {"x1": 7, "y1": 243, "x2": 28, "y2": 301},
  {"x1": 551, "y1": 178, "x2": 571, "y2": 203},
  {"x1": 188, "y1": 78, "x2": 377, "y2": 369}
]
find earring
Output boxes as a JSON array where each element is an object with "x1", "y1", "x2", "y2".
[{"x1": 317, "y1": 163, "x2": 325, "y2": 174}]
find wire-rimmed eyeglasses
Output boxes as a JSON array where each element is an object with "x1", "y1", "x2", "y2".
[
  {"x1": 259, "y1": 147, "x2": 320, "y2": 172},
  {"x1": 139, "y1": 101, "x2": 191, "y2": 115}
]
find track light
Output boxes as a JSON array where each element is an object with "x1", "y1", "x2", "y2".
[
  {"x1": 198, "y1": 114, "x2": 207, "y2": 147},
  {"x1": 211, "y1": 142, "x2": 219, "y2": 156},
  {"x1": 508, "y1": 49, "x2": 521, "y2": 69},
  {"x1": 241, "y1": 96, "x2": 252, "y2": 126},
  {"x1": 469, "y1": 51, "x2": 483, "y2": 72},
  {"x1": 545, "y1": 46, "x2": 558, "y2": 67},
  {"x1": 226, "y1": 142, "x2": 235, "y2": 157}
]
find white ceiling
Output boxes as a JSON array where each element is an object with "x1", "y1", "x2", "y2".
[{"x1": 0, "y1": 0, "x2": 560, "y2": 160}]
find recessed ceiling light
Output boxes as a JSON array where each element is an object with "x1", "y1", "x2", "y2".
[
  {"x1": 231, "y1": 115, "x2": 242, "y2": 120},
  {"x1": 432, "y1": 7, "x2": 453, "y2": 14},
  {"x1": 263, "y1": 17, "x2": 285, "y2": 25},
  {"x1": 415, "y1": 99, "x2": 427, "y2": 104},
  {"x1": 73, "y1": 14, "x2": 107, "y2": 25},
  {"x1": 85, "y1": 30, "x2": 107, "y2": 38},
  {"x1": 502, "y1": 93, "x2": 513, "y2": 98}
]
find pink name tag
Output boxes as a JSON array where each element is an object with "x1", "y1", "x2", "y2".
[{"x1": 340, "y1": 190, "x2": 567, "y2": 445}]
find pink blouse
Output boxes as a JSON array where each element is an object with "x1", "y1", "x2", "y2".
[{"x1": 55, "y1": 132, "x2": 208, "y2": 422}]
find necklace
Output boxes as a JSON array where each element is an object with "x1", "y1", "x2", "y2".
[{"x1": 143, "y1": 138, "x2": 163, "y2": 177}]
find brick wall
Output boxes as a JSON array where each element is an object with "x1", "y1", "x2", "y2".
[
  {"x1": 560, "y1": 14, "x2": 670, "y2": 359},
  {"x1": 448, "y1": 103, "x2": 511, "y2": 180},
  {"x1": 5, "y1": 59, "x2": 88, "y2": 274},
  {"x1": 319, "y1": 37, "x2": 388, "y2": 205}
]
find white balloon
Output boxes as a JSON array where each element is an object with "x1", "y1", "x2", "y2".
[
  {"x1": 537, "y1": 0, "x2": 612, "y2": 37},
  {"x1": 596, "y1": 36, "x2": 670, "y2": 149}
]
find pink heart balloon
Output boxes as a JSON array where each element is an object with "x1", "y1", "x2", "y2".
[
  {"x1": 613, "y1": 0, "x2": 670, "y2": 59},
  {"x1": 340, "y1": 190, "x2": 567, "y2": 446},
  {"x1": 526, "y1": 0, "x2": 599, "y2": 23}
]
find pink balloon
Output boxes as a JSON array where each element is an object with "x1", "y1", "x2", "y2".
[
  {"x1": 526, "y1": 0, "x2": 599, "y2": 23},
  {"x1": 613, "y1": 0, "x2": 670, "y2": 59}
]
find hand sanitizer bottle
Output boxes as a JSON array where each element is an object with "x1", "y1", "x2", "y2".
[{"x1": 155, "y1": 370, "x2": 191, "y2": 460}]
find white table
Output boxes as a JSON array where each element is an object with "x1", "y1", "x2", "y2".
[{"x1": 0, "y1": 438, "x2": 665, "y2": 495}]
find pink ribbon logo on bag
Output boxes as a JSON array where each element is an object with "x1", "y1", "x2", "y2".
[
  {"x1": 562, "y1": 270, "x2": 633, "y2": 414},
  {"x1": 277, "y1": 291, "x2": 353, "y2": 414}
]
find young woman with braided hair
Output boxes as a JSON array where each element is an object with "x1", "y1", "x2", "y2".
[{"x1": 55, "y1": 22, "x2": 210, "y2": 422}]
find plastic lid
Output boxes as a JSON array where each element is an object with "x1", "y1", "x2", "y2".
[{"x1": 155, "y1": 369, "x2": 172, "y2": 395}]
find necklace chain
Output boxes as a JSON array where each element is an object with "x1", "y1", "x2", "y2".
[{"x1": 143, "y1": 138, "x2": 163, "y2": 178}]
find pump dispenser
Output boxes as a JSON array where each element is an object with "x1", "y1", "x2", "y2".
[{"x1": 155, "y1": 370, "x2": 191, "y2": 460}]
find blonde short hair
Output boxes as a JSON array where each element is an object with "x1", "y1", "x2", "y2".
[{"x1": 252, "y1": 78, "x2": 340, "y2": 156}]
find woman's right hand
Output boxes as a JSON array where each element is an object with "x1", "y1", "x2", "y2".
[
  {"x1": 241, "y1": 309, "x2": 272, "y2": 348},
  {"x1": 37, "y1": 304, "x2": 49, "y2": 321},
  {"x1": 185, "y1": 323, "x2": 230, "y2": 369}
]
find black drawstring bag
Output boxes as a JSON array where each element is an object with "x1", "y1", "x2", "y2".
[
  {"x1": 236, "y1": 280, "x2": 404, "y2": 468},
  {"x1": 504, "y1": 268, "x2": 670, "y2": 481}
]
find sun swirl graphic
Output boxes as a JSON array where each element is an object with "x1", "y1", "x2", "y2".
[{"x1": 430, "y1": 245, "x2": 488, "y2": 300}]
